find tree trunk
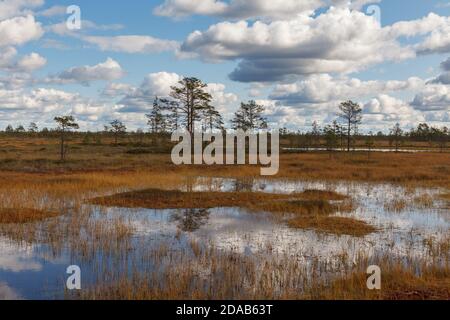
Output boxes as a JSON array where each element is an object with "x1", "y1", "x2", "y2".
[
  {"x1": 60, "y1": 131, "x2": 65, "y2": 161},
  {"x1": 347, "y1": 120, "x2": 351, "y2": 152}
]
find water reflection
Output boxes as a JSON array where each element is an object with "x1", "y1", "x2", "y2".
[
  {"x1": 0, "y1": 177, "x2": 448, "y2": 300},
  {"x1": 170, "y1": 209, "x2": 210, "y2": 232}
]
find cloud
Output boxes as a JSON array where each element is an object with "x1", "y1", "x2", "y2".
[
  {"x1": 0, "y1": 47, "x2": 17, "y2": 68},
  {"x1": 46, "y1": 58, "x2": 124, "y2": 85},
  {"x1": 71, "y1": 102, "x2": 110, "y2": 122},
  {"x1": 102, "y1": 82, "x2": 136, "y2": 98},
  {"x1": 0, "y1": 87, "x2": 79, "y2": 113},
  {"x1": 429, "y1": 57, "x2": 450, "y2": 84},
  {"x1": 429, "y1": 72, "x2": 450, "y2": 85},
  {"x1": 154, "y1": 0, "x2": 380, "y2": 20},
  {"x1": 82, "y1": 35, "x2": 179, "y2": 54},
  {"x1": 411, "y1": 85, "x2": 450, "y2": 111},
  {"x1": 118, "y1": 72, "x2": 238, "y2": 114},
  {"x1": 204, "y1": 82, "x2": 238, "y2": 114},
  {"x1": 270, "y1": 74, "x2": 424, "y2": 105},
  {"x1": 0, "y1": 15, "x2": 43, "y2": 47},
  {"x1": 0, "y1": 0, "x2": 44, "y2": 20},
  {"x1": 0, "y1": 48, "x2": 46, "y2": 73},
  {"x1": 15, "y1": 52, "x2": 46, "y2": 72},
  {"x1": 416, "y1": 24, "x2": 450, "y2": 55},
  {"x1": 46, "y1": 20, "x2": 124, "y2": 37},
  {"x1": 36, "y1": 5, "x2": 67, "y2": 17},
  {"x1": 154, "y1": 0, "x2": 320, "y2": 19},
  {"x1": 119, "y1": 72, "x2": 184, "y2": 112},
  {"x1": 441, "y1": 57, "x2": 450, "y2": 71},
  {"x1": 180, "y1": 7, "x2": 414, "y2": 82}
]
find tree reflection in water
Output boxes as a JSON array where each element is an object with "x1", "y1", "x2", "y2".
[{"x1": 170, "y1": 208, "x2": 210, "y2": 232}]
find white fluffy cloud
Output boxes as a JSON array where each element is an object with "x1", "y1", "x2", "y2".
[
  {"x1": 0, "y1": 47, "x2": 17, "y2": 68},
  {"x1": 179, "y1": 7, "x2": 450, "y2": 83},
  {"x1": 0, "y1": 15, "x2": 43, "y2": 47},
  {"x1": 36, "y1": 5, "x2": 67, "y2": 18},
  {"x1": 441, "y1": 57, "x2": 450, "y2": 71},
  {"x1": 0, "y1": 87, "x2": 78, "y2": 112},
  {"x1": 15, "y1": 52, "x2": 46, "y2": 72},
  {"x1": 0, "y1": 0, "x2": 44, "y2": 20},
  {"x1": 102, "y1": 83, "x2": 136, "y2": 98},
  {"x1": 364, "y1": 94, "x2": 423, "y2": 122},
  {"x1": 411, "y1": 85, "x2": 450, "y2": 111},
  {"x1": 270, "y1": 74, "x2": 424, "y2": 104},
  {"x1": 46, "y1": 58, "x2": 124, "y2": 85},
  {"x1": 118, "y1": 72, "x2": 238, "y2": 114},
  {"x1": 0, "y1": 47, "x2": 46, "y2": 73},
  {"x1": 154, "y1": 0, "x2": 320, "y2": 19},
  {"x1": 82, "y1": 35, "x2": 179, "y2": 54},
  {"x1": 154, "y1": 0, "x2": 379, "y2": 20},
  {"x1": 429, "y1": 57, "x2": 450, "y2": 84},
  {"x1": 181, "y1": 7, "x2": 415, "y2": 82}
]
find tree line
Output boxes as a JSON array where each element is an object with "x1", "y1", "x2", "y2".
[{"x1": 1, "y1": 77, "x2": 448, "y2": 160}]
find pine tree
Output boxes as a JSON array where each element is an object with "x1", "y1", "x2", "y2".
[
  {"x1": 231, "y1": 100, "x2": 268, "y2": 131},
  {"x1": 169, "y1": 77, "x2": 212, "y2": 135},
  {"x1": 146, "y1": 97, "x2": 167, "y2": 133},
  {"x1": 202, "y1": 104, "x2": 224, "y2": 132}
]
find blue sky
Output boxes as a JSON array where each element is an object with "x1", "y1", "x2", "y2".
[{"x1": 0, "y1": 0, "x2": 449, "y2": 132}]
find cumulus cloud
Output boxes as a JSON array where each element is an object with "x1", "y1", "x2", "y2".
[
  {"x1": 429, "y1": 72, "x2": 450, "y2": 85},
  {"x1": 441, "y1": 57, "x2": 450, "y2": 71},
  {"x1": 118, "y1": 72, "x2": 183, "y2": 112},
  {"x1": 154, "y1": 0, "x2": 320, "y2": 19},
  {"x1": 0, "y1": 15, "x2": 43, "y2": 47},
  {"x1": 46, "y1": 58, "x2": 124, "y2": 85},
  {"x1": 0, "y1": 47, "x2": 46, "y2": 73},
  {"x1": 36, "y1": 5, "x2": 68, "y2": 17},
  {"x1": 0, "y1": 0, "x2": 44, "y2": 20},
  {"x1": 411, "y1": 85, "x2": 450, "y2": 111},
  {"x1": 270, "y1": 74, "x2": 424, "y2": 105},
  {"x1": 416, "y1": 24, "x2": 450, "y2": 55},
  {"x1": 0, "y1": 87, "x2": 78, "y2": 113},
  {"x1": 82, "y1": 35, "x2": 179, "y2": 54},
  {"x1": 429, "y1": 57, "x2": 450, "y2": 84},
  {"x1": 102, "y1": 83, "x2": 136, "y2": 98},
  {"x1": 118, "y1": 72, "x2": 238, "y2": 114},
  {"x1": 15, "y1": 52, "x2": 46, "y2": 72},
  {"x1": 0, "y1": 47, "x2": 17, "y2": 68},
  {"x1": 364, "y1": 94, "x2": 423, "y2": 122},
  {"x1": 178, "y1": 7, "x2": 450, "y2": 83},
  {"x1": 154, "y1": 0, "x2": 379, "y2": 20},
  {"x1": 181, "y1": 7, "x2": 415, "y2": 82}
]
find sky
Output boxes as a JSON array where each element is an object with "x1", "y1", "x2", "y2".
[{"x1": 0, "y1": 0, "x2": 449, "y2": 132}]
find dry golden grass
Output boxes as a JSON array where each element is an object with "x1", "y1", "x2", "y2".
[
  {"x1": 75, "y1": 242, "x2": 448, "y2": 300},
  {"x1": 0, "y1": 136, "x2": 448, "y2": 188},
  {"x1": 248, "y1": 200, "x2": 337, "y2": 216},
  {"x1": 0, "y1": 208, "x2": 60, "y2": 224},
  {"x1": 414, "y1": 194, "x2": 435, "y2": 209},
  {"x1": 305, "y1": 264, "x2": 450, "y2": 300},
  {"x1": 384, "y1": 199, "x2": 408, "y2": 213},
  {"x1": 90, "y1": 189, "x2": 303, "y2": 209},
  {"x1": 0, "y1": 136, "x2": 447, "y2": 300},
  {"x1": 288, "y1": 216, "x2": 377, "y2": 237}
]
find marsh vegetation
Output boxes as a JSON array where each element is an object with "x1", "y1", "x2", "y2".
[{"x1": 0, "y1": 137, "x2": 448, "y2": 300}]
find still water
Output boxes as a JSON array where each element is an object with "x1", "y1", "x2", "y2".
[{"x1": 0, "y1": 177, "x2": 448, "y2": 299}]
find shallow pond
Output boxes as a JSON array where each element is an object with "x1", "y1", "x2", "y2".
[{"x1": 0, "y1": 177, "x2": 449, "y2": 299}]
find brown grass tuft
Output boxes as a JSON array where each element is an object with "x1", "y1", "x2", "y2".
[
  {"x1": 288, "y1": 216, "x2": 377, "y2": 237},
  {"x1": 0, "y1": 208, "x2": 60, "y2": 224}
]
